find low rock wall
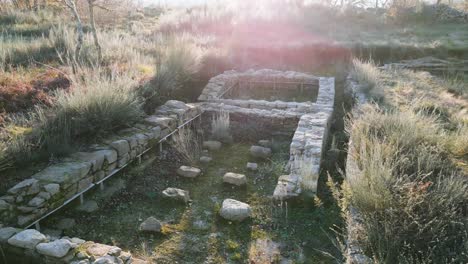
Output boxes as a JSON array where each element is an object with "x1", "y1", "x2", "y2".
[
  {"x1": 0, "y1": 100, "x2": 201, "y2": 263},
  {"x1": 199, "y1": 70, "x2": 335, "y2": 199}
]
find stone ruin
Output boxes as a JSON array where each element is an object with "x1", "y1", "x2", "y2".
[
  {"x1": 199, "y1": 69, "x2": 335, "y2": 199},
  {"x1": 0, "y1": 69, "x2": 335, "y2": 263}
]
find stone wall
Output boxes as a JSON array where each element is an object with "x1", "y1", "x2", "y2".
[
  {"x1": 273, "y1": 77, "x2": 335, "y2": 199},
  {"x1": 0, "y1": 101, "x2": 200, "y2": 229},
  {"x1": 198, "y1": 69, "x2": 320, "y2": 101},
  {"x1": 0, "y1": 100, "x2": 201, "y2": 263},
  {"x1": 0, "y1": 227, "x2": 146, "y2": 264},
  {"x1": 199, "y1": 70, "x2": 335, "y2": 199}
]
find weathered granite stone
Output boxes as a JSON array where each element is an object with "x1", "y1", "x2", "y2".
[
  {"x1": 223, "y1": 173, "x2": 247, "y2": 186},
  {"x1": 176, "y1": 166, "x2": 201, "y2": 178},
  {"x1": 71, "y1": 149, "x2": 118, "y2": 172},
  {"x1": 0, "y1": 227, "x2": 21, "y2": 242},
  {"x1": 250, "y1": 146, "x2": 272, "y2": 159},
  {"x1": 86, "y1": 243, "x2": 121, "y2": 257},
  {"x1": 33, "y1": 162, "x2": 92, "y2": 185},
  {"x1": 36, "y1": 239, "x2": 73, "y2": 258},
  {"x1": 203, "y1": 141, "x2": 222, "y2": 151},
  {"x1": 162, "y1": 188, "x2": 190, "y2": 203},
  {"x1": 139, "y1": 217, "x2": 161, "y2": 233},
  {"x1": 28, "y1": 197, "x2": 45, "y2": 207},
  {"x1": 110, "y1": 140, "x2": 130, "y2": 156},
  {"x1": 37, "y1": 191, "x2": 51, "y2": 200},
  {"x1": 0, "y1": 199, "x2": 11, "y2": 210},
  {"x1": 43, "y1": 183, "x2": 60, "y2": 196},
  {"x1": 219, "y1": 199, "x2": 251, "y2": 222},
  {"x1": 7, "y1": 179, "x2": 39, "y2": 195},
  {"x1": 8, "y1": 229, "x2": 46, "y2": 249}
]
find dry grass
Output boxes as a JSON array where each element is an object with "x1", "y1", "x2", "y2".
[
  {"x1": 350, "y1": 58, "x2": 384, "y2": 100},
  {"x1": 171, "y1": 127, "x2": 202, "y2": 165},
  {"x1": 210, "y1": 110, "x2": 231, "y2": 143},
  {"x1": 346, "y1": 105, "x2": 468, "y2": 263}
]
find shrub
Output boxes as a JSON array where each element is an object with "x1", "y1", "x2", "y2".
[
  {"x1": 346, "y1": 104, "x2": 468, "y2": 263},
  {"x1": 146, "y1": 34, "x2": 202, "y2": 102},
  {"x1": 2, "y1": 69, "x2": 144, "y2": 163},
  {"x1": 350, "y1": 58, "x2": 383, "y2": 100},
  {"x1": 171, "y1": 127, "x2": 201, "y2": 165},
  {"x1": 210, "y1": 110, "x2": 231, "y2": 143},
  {"x1": 446, "y1": 125, "x2": 468, "y2": 157}
]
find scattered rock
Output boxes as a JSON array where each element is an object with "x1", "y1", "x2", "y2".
[
  {"x1": 176, "y1": 166, "x2": 201, "y2": 178},
  {"x1": 246, "y1": 162, "x2": 258, "y2": 171},
  {"x1": 250, "y1": 146, "x2": 272, "y2": 159},
  {"x1": 57, "y1": 218, "x2": 76, "y2": 230},
  {"x1": 223, "y1": 172, "x2": 247, "y2": 186},
  {"x1": 139, "y1": 217, "x2": 162, "y2": 233},
  {"x1": 8, "y1": 229, "x2": 46, "y2": 249},
  {"x1": 0, "y1": 227, "x2": 21, "y2": 243},
  {"x1": 86, "y1": 243, "x2": 121, "y2": 257},
  {"x1": 203, "y1": 141, "x2": 222, "y2": 151},
  {"x1": 76, "y1": 200, "x2": 99, "y2": 213},
  {"x1": 219, "y1": 199, "x2": 251, "y2": 222},
  {"x1": 162, "y1": 188, "x2": 190, "y2": 203},
  {"x1": 93, "y1": 255, "x2": 120, "y2": 264},
  {"x1": 36, "y1": 239, "x2": 73, "y2": 258},
  {"x1": 199, "y1": 156, "x2": 213, "y2": 163}
]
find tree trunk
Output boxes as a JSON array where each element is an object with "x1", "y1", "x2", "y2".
[
  {"x1": 87, "y1": 0, "x2": 103, "y2": 63},
  {"x1": 65, "y1": 0, "x2": 84, "y2": 72}
]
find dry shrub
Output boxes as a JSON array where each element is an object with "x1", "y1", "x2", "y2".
[
  {"x1": 210, "y1": 110, "x2": 231, "y2": 143},
  {"x1": 172, "y1": 127, "x2": 202, "y2": 165},
  {"x1": 346, "y1": 104, "x2": 468, "y2": 263}
]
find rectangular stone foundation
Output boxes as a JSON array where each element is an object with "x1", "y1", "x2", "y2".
[{"x1": 199, "y1": 69, "x2": 335, "y2": 199}]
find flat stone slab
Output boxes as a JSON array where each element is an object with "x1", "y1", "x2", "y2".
[
  {"x1": 162, "y1": 188, "x2": 190, "y2": 203},
  {"x1": 223, "y1": 172, "x2": 247, "y2": 186},
  {"x1": 203, "y1": 141, "x2": 222, "y2": 151},
  {"x1": 250, "y1": 146, "x2": 272, "y2": 159},
  {"x1": 86, "y1": 243, "x2": 121, "y2": 257},
  {"x1": 33, "y1": 162, "x2": 92, "y2": 185},
  {"x1": 36, "y1": 239, "x2": 73, "y2": 258},
  {"x1": 8, "y1": 229, "x2": 46, "y2": 249},
  {"x1": 177, "y1": 166, "x2": 201, "y2": 178},
  {"x1": 219, "y1": 199, "x2": 251, "y2": 222}
]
